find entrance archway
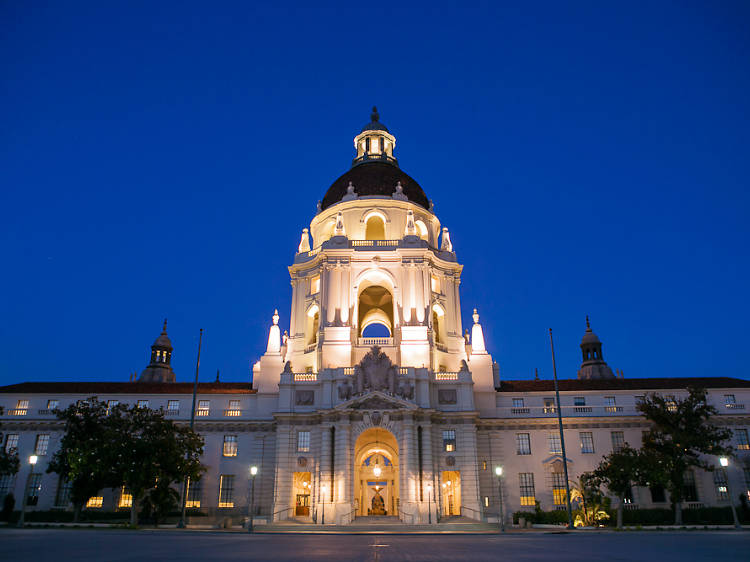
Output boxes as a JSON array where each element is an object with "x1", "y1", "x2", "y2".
[{"x1": 354, "y1": 428, "x2": 399, "y2": 517}]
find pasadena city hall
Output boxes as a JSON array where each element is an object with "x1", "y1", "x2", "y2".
[{"x1": 2, "y1": 110, "x2": 749, "y2": 526}]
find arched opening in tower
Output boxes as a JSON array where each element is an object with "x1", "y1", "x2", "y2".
[
  {"x1": 365, "y1": 215, "x2": 386, "y2": 240},
  {"x1": 358, "y1": 285, "x2": 394, "y2": 337}
]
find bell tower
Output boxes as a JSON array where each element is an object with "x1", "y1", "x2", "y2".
[{"x1": 139, "y1": 319, "x2": 176, "y2": 383}]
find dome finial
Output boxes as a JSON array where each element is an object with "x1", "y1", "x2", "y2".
[
  {"x1": 162, "y1": 318, "x2": 168, "y2": 334},
  {"x1": 371, "y1": 106, "x2": 379, "y2": 122},
  {"x1": 585, "y1": 315, "x2": 591, "y2": 331}
]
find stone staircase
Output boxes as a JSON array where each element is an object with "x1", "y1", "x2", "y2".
[{"x1": 259, "y1": 515, "x2": 499, "y2": 533}]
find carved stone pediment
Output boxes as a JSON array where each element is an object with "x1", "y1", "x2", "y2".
[
  {"x1": 355, "y1": 346, "x2": 397, "y2": 394},
  {"x1": 336, "y1": 390, "x2": 416, "y2": 411}
]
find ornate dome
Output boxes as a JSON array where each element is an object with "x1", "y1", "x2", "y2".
[
  {"x1": 152, "y1": 320, "x2": 173, "y2": 350},
  {"x1": 321, "y1": 161, "x2": 430, "y2": 211}
]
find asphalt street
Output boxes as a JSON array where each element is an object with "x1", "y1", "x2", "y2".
[{"x1": 1, "y1": 528, "x2": 748, "y2": 561}]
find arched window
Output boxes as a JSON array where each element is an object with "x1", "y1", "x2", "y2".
[
  {"x1": 358, "y1": 285, "x2": 394, "y2": 337},
  {"x1": 306, "y1": 305, "x2": 320, "y2": 345},
  {"x1": 365, "y1": 214, "x2": 386, "y2": 240},
  {"x1": 415, "y1": 220, "x2": 429, "y2": 241},
  {"x1": 432, "y1": 304, "x2": 446, "y2": 346}
]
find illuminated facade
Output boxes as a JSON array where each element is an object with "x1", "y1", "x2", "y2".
[{"x1": 1, "y1": 110, "x2": 749, "y2": 526}]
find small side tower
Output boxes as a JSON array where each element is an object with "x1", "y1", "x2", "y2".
[
  {"x1": 577, "y1": 316, "x2": 615, "y2": 380},
  {"x1": 139, "y1": 319, "x2": 176, "y2": 383}
]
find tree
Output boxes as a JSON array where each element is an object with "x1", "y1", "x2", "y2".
[
  {"x1": 585, "y1": 445, "x2": 645, "y2": 528},
  {"x1": 112, "y1": 405, "x2": 205, "y2": 526},
  {"x1": 0, "y1": 407, "x2": 20, "y2": 478},
  {"x1": 47, "y1": 398, "x2": 122, "y2": 522},
  {"x1": 140, "y1": 481, "x2": 180, "y2": 527},
  {"x1": 570, "y1": 474, "x2": 610, "y2": 527},
  {"x1": 637, "y1": 387, "x2": 733, "y2": 525}
]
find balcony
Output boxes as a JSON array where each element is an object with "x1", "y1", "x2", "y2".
[
  {"x1": 7, "y1": 409, "x2": 27, "y2": 416},
  {"x1": 434, "y1": 372, "x2": 459, "y2": 381},
  {"x1": 294, "y1": 372, "x2": 317, "y2": 382},
  {"x1": 358, "y1": 337, "x2": 393, "y2": 347},
  {"x1": 223, "y1": 409, "x2": 243, "y2": 417},
  {"x1": 511, "y1": 407, "x2": 530, "y2": 414},
  {"x1": 165, "y1": 410, "x2": 180, "y2": 416},
  {"x1": 574, "y1": 406, "x2": 593, "y2": 413},
  {"x1": 604, "y1": 406, "x2": 623, "y2": 413},
  {"x1": 725, "y1": 403, "x2": 745, "y2": 410},
  {"x1": 37, "y1": 409, "x2": 55, "y2": 415}
]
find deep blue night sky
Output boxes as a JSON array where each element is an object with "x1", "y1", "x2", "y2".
[{"x1": 2, "y1": 1, "x2": 748, "y2": 386}]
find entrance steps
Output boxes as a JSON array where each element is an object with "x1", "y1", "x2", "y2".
[{"x1": 259, "y1": 515, "x2": 499, "y2": 534}]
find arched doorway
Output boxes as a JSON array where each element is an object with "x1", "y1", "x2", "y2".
[
  {"x1": 354, "y1": 428, "x2": 399, "y2": 517},
  {"x1": 358, "y1": 285, "x2": 394, "y2": 337}
]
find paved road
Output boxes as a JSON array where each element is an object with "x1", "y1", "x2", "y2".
[{"x1": 1, "y1": 528, "x2": 748, "y2": 561}]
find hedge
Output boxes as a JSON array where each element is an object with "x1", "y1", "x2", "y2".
[{"x1": 514, "y1": 506, "x2": 750, "y2": 526}]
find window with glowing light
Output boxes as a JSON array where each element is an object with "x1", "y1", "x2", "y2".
[
  {"x1": 86, "y1": 496, "x2": 103, "y2": 508},
  {"x1": 443, "y1": 430, "x2": 456, "y2": 452},
  {"x1": 15, "y1": 399, "x2": 29, "y2": 415},
  {"x1": 197, "y1": 400, "x2": 210, "y2": 417},
  {"x1": 714, "y1": 469, "x2": 729, "y2": 501},
  {"x1": 218, "y1": 475, "x2": 235, "y2": 508},
  {"x1": 519, "y1": 473, "x2": 536, "y2": 506},
  {"x1": 47, "y1": 399, "x2": 59, "y2": 410},
  {"x1": 186, "y1": 477, "x2": 202, "y2": 508},
  {"x1": 223, "y1": 435, "x2": 238, "y2": 457},
  {"x1": 310, "y1": 275, "x2": 320, "y2": 294},
  {"x1": 297, "y1": 431, "x2": 310, "y2": 452},
  {"x1": 226, "y1": 400, "x2": 241, "y2": 416},
  {"x1": 552, "y1": 472, "x2": 567, "y2": 505},
  {"x1": 118, "y1": 486, "x2": 133, "y2": 508},
  {"x1": 137, "y1": 399, "x2": 149, "y2": 409},
  {"x1": 736, "y1": 428, "x2": 750, "y2": 450}
]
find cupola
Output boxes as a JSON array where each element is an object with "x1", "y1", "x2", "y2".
[
  {"x1": 139, "y1": 319, "x2": 177, "y2": 383},
  {"x1": 352, "y1": 106, "x2": 398, "y2": 167},
  {"x1": 577, "y1": 316, "x2": 615, "y2": 380}
]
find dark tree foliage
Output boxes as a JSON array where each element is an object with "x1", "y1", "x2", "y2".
[
  {"x1": 585, "y1": 445, "x2": 645, "y2": 528},
  {"x1": 0, "y1": 406, "x2": 20, "y2": 477},
  {"x1": 637, "y1": 387, "x2": 733, "y2": 525}
]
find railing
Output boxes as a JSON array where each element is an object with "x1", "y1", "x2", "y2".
[
  {"x1": 343, "y1": 367, "x2": 355, "y2": 375},
  {"x1": 435, "y1": 372, "x2": 459, "y2": 381},
  {"x1": 358, "y1": 337, "x2": 393, "y2": 346},
  {"x1": 306, "y1": 247, "x2": 321, "y2": 257},
  {"x1": 623, "y1": 503, "x2": 640, "y2": 511},
  {"x1": 293, "y1": 372, "x2": 317, "y2": 382},
  {"x1": 460, "y1": 505, "x2": 484, "y2": 521},
  {"x1": 500, "y1": 405, "x2": 640, "y2": 417},
  {"x1": 7, "y1": 409, "x2": 27, "y2": 416},
  {"x1": 398, "y1": 367, "x2": 409, "y2": 375},
  {"x1": 351, "y1": 239, "x2": 400, "y2": 247},
  {"x1": 543, "y1": 407, "x2": 557, "y2": 414},
  {"x1": 684, "y1": 502, "x2": 706, "y2": 509},
  {"x1": 223, "y1": 409, "x2": 243, "y2": 417},
  {"x1": 165, "y1": 410, "x2": 180, "y2": 416},
  {"x1": 726, "y1": 403, "x2": 745, "y2": 410},
  {"x1": 511, "y1": 407, "x2": 530, "y2": 414},
  {"x1": 272, "y1": 506, "x2": 296, "y2": 521},
  {"x1": 574, "y1": 406, "x2": 593, "y2": 413},
  {"x1": 604, "y1": 406, "x2": 623, "y2": 413},
  {"x1": 196, "y1": 409, "x2": 210, "y2": 417},
  {"x1": 399, "y1": 508, "x2": 416, "y2": 525},
  {"x1": 37, "y1": 409, "x2": 55, "y2": 415}
]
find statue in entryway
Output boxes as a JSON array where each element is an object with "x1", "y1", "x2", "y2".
[{"x1": 371, "y1": 490, "x2": 386, "y2": 515}]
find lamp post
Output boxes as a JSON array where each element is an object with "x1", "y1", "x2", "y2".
[
  {"x1": 426, "y1": 483, "x2": 433, "y2": 524},
  {"x1": 495, "y1": 466, "x2": 505, "y2": 533},
  {"x1": 719, "y1": 457, "x2": 742, "y2": 529},
  {"x1": 178, "y1": 328, "x2": 203, "y2": 529},
  {"x1": 248, "y1": 466, "x2": 258, "y2": 533},
  {"x1": 17, "y1": 455, "x2": 38, "y2": 528},
  {"x1": 321, "y1": 485, "x2": 327, "y2": 525}
]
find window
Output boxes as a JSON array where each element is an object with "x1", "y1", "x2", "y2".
[
  {"x1": 512, "y1": 398, "x2": 524, "y2": 408},
  {"x1": 552, "y1": 472, "x2": 567, "y2": 505},
  {"x1": 431, "y1": 276, "x2": 440, "y2": 293},
  {"x1": 186, "y1": 477, "x2": 202, "y2": 508},
  {"x1": 635, "y1": 395, "x2": 645, "y2": 406},
  {"x1": 86, "y1": 496, "x2": 103, "y2": 508},
  {"x1": 650, "y1": 485, "x2": 666, "y2": 503},
  {"x1": 611, "y1": 431, "x2": 625, "y2": 453},
  {"x1": 548, "y1": 434, "x2": 562, "y2": 454},
  {"x1": 106, "y1": 400, "x2": 119, "y2": 412},
  {"x1": 27, "y1": 474, "x2": 42, "y2": 505},
  {"x1": 0, "y1": 475, "x2": 15, "y2": 504},
  {"x1": 736, "y1": 429, "x2": 750, "y2": 450},
  {"x1": 310, "y1": 275, "x2": 320, "y2": 294},
  {"x1": 604, "y1": 396, "x2": 619, "y2": 412},
  {"x1": 5, "y1": 434, "x2": 19, "y2": 454},
  {"x1": 118, "y1": 486, "x2": 133, "y2": 508},
  {"x1": 219, "y1": 475, "x2": 235, "y2": 508},
  {"x1": 484, "y1": 496, "x2": 489, "y2": 508},
  {"x1": 223, "y1": 435, "x2": 238, "y2": 457},
  {"x1": 226, "y1": 400, "x2": 241, "y2": 416},
  {"x1": 297, "y1": 431, "x2": 310, "y2": 452},
  {"x1": 519, "y1": 473, "x2": 536, "y2": 506},
  {"x1": 482, "y1": 460, "x2": 487, "y2": 471},
  {"x1": 197, "y1": 400, "x2": 210, "y2": 417},
  {"x1": 35, "y1": 434, "x2": 50, "y2": 456},
  {"x1": 167, "y1": 400, "x2": 179, "y2": 413},
  {"x1": 443, "y1": 430, "x2": 457, "y2": 452},
  {"x1": 55, "y1": 477, "x2": 72, "y2": 507},
  {"x1": 666, "y1": 396, "x2": 677, "y2": 412},
  {"x1": 714, "y1": 469, "x2": 729, "y2": 501},
  {"x1": 15, "y1": 399, "x2": 29, "y2": 415},
  {"x1": 574, "y1": 397, "x2": 586, "y2": 406},
  {"x1": 683, "y1": 470, "x2": 699, "y2": 502},
  {"x1": 46, "y1": 400, "x2": 59, "y2": 410},
  {"x1": 580, "y1": 432, "x2": 594, "y2": 454},
  {"x1": 543, "y1": 398, "x2": 556, "y2": 414},
  {"x1": 725, "y1": 394, "x2": 737, "y2": 405},
  {"x1": 605, "y1": 396, "x2": 616, "y2": 407},
  {"x1": 137, "y1": 400, "x2": 149, "y2": 409},
  {"x1": 516, "y1": 433, "x2": 531, "y2": 455}
]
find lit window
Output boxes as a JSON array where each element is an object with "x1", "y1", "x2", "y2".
[
  {"x1": 431, "y1": 276, "x2": 440, "y2": 293},
  {"x1": 543, "y1": 398, "x2": 556, "y2": 414},
  {"x1": 482, "y1": 460, "x2": 487, "y2": 471},
  {"x1": 197, "y1": 400, "x2": 210, "y2": 417},
  {"x1": 137, "y1": 400, "x2": 149, "y2": 409},
  {"x1": 310, "y1": 275, "x2": 320, "y2": 294},
  {"x1": 548, "y1": 434, "x2": 562, "y2": 454},
  {"x1": 484, "y1": 496, "x2": 489, "y2": 508},
  {"x1": 106, "y1": 400, "x2": 119, "y2": 414},
  {"x1": 552, "y1": 472, "x2": 567, "y2": 505},
  {"x1": 516, "y1": 433, "x2": 531, "y2": 455},
  {"x1": 714, "y1": 469, "x2": 729, "y2": 501},
  {"x1": 218, "y1": 475, "x2": 235, "y2": 508},
  {"x1": 47, "y1": 400, "x2": 59, "y2": 410},
  {"x1": 118, "y1": 486, "x2": 133, "y2": 508},
  {"x1": 186, "y1": 477, "x2": 202, "y2": 508},
  {"x1": 86, "y1": 496, "x2": 103, "y2": 508},
  {"x1": 297, "y1": 431, "x2": 310, "y2": 453},
  {"x1": 167, "y1": 400, "x2": 180, "y2": 413},
  {"x1": 15, "y1": 400, "x2": 29, "y2": 415},
  {"x1": 736, "y1": 429, "x2": 750, "y2": 450},
  {"x1": 223, "y1": 435, "x2": 238, "y2": 457},
  {"x1": 519, "y1": 473, "x2": 536, "y2": 506},
  {"x1": 226, "y1": 400, "x2": 241, "y2": 417},
  {"x1": 666, "y1": 396, "x2": 677, "y2": 412},
  {"x1": 443, "y1": 430, "x2": 457, "y2": 452},
  {"x1": 512, "y1": 398, "x2": 524, "y2": 408},
  {"x1": 34, "y1": 434, "x2": 50, "y2": 456},
  {"x1": 611, "y1": 431, "x2": 625, "y2": 453},
  {"x1": 574, "y1": 397, "x2": 586, "y2": 406},
  {"x1": 725, "y1": 394, "x2": 737, "y2": 405},
  {"x1": 4, "y1": 434, "x2": 19, "y2": 454},
  {"x1": 580, "y1": 432, "x2": 594, "y2": 454},
  {"x1": 55, "y1": 477, "x2": 72, "y2": 507}
]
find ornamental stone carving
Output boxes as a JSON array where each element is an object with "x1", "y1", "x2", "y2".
[{"x1": 355, "y1": 346, "x2": 397, "y2": 395}]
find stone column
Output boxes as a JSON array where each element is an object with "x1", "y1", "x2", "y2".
[
  {"x1": 400, "y1": 416, "x2": 415, "y2": 510},
  {"x1": 271, "y1": 425, "x2": 294, "y2": 521},
  {"x1": 421, "y1": 420, "x2": 437, "y2": 522},
  {"x1": 318, "y1": 424, "x2": 332, "y2": 523}
]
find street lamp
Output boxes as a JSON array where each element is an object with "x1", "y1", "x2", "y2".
[
  {"x1": 248, "y1": 466, "x2": 258, "y2": 533},
  {"x1": 321, "y1": 485, "x2": 327, "y2": 525},
  {"x1": 17, "y1": 455, "x2": 38, "y2": 528},
  {"x1": 719, "y1": 457, "x2": 741, "y2": 529},
  {"x1": 495, "y1": 466, "x2": 505, "y2": 533},
  {"x1": 426, "y1": 483, "x2": 433, "y2": 524}
]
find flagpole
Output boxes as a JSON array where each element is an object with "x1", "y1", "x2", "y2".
[
  {"x1": 549, "y1": 328, "x2": 574, "y2": 530},
  {"x1": 178, "y1": 328, "x2": 203, "y2": 529}
]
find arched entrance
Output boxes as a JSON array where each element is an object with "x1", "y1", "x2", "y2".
[{"x1": 354, "y1": 427, "x2": 399, "y2": 517}]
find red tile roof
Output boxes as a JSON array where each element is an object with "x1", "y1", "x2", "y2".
[
  {"x1": 497, "y1": 377, "x2": 750, "y2": 392},
  {"x1": 0, "y1": 382, "x2": 255, "y2": 395}
]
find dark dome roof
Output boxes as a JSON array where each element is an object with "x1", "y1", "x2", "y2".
[
  {"x1": 321, "y1": 161, "x2": 430, "y2": 211},
  {"x1": 361, "y1": 106, "x2": 389, "y2": 133}
]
